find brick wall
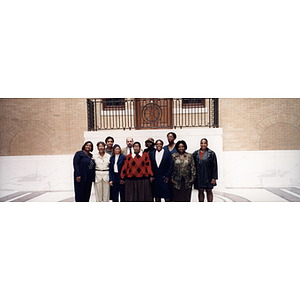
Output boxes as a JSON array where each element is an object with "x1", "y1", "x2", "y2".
[
  {"x1": 219, "y1": 98, "x2": 300, "y2": 151},
  {"x1": 0, "y1": 99, "x2": 87, "y2": 156},
  {"x1": 1, "y1": 98, "x2": 299, "y2": 155}
]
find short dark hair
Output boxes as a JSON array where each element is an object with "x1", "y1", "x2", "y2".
[
  {"x1": 167, "y1": 132, "x2": 177, "y2": 139},
  {"x1": 97, "y1": 141, "x2": 106, "y2": 148},
  {"x1": 82, "y1": 141, "x2": 94, "y2": 152},
  {"x1": 175, "y1": 140, "x2": 187, "y2": 151},
  {"x1": 112, "y1": 145, "x2": 121, "y2": 156},
  {"x1": 155, "y1": 139, "x2": 164, "y2": 146},
  {"x1": 105, "y1": 136, "x2": 114, "y2": 143},
  {"x1": 133, "y1": 142, "x2": 141, "y2": 148},
  {"x1": 200, "y1": 138, "x2": 208, "y2": 144}
]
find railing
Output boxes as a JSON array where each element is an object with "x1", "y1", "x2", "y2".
[{"x1": 87, "y1": 98, "x2": 219, "y2": 131}]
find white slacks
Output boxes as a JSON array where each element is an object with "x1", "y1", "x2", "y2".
[{"x1": 95, "y1": 180, "x2": 110, "y2": 202}]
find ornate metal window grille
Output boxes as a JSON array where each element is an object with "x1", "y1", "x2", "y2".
[{"x1": 87, "y1": 98, "x2": 219, "y2": 130}]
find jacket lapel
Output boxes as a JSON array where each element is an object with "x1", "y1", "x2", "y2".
[
  {"x1": 116, "y1": 155, "x2": 122, "y2": 168},
  {"x1": 202, "y1": 149, "x2": 209, "y2": 161}
]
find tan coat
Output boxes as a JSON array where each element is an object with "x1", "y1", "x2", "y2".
[{"x1": 121, "y1": 147, "x2": 129, "y2": 156}]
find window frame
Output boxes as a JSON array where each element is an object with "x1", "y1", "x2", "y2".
[
  {"x1": 102, "y1": 98, "x2": 126, "y2": 111},
  {"x1": 182, "y1": 98, "x2": 206, "y2": 108}
]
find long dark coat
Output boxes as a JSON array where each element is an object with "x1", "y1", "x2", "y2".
[
  {"x1": 149, "y1": 150, "x2": 174, "y2": 198},
  {"x1": 193, "y1": 148, "x2": 218, "y2": 190},
  {"x1": 73, "y1": 151, "x2": 95, "y2": 182},
  {"x1": 73, "y1": 150, "x2": 95, "y2": 202}
]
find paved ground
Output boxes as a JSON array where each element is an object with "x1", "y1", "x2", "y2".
[{"x1": 1, "y1": 187, "x2": 300, "y2": 202}]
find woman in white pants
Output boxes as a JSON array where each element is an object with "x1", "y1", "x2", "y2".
[{"x1": 94, "y1": 141, "x2": 111, "y2": 202}]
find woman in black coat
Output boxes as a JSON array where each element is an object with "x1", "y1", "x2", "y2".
[
  {"x1": 73, "y1": 141, "x2": 95, "y2": 202},
  {"x1": 193, "y1": 138, "x2": 218, "y2": 202},
  {"x1": 149, "y1": 139, "x2": 174, "y2": 202},
  {"x1": 109, "y1": 144, "x2": 126, "y2": 202}
]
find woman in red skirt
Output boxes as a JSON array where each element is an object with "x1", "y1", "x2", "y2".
[{"x1": 120, "y1": 142, "x2": 154, "y2": 202}]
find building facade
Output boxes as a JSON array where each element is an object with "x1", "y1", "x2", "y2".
[{"x1": 0, "y1": 98, "x2": 299, "y2": 156}]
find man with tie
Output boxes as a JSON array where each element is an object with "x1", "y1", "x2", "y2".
[{"x1": 121, "y1": 137, "x2": 134, "y2": 156}]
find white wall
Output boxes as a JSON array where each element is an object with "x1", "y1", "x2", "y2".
[{"x1": 84, "y1": 128, "x2": 223, "y2": 156}]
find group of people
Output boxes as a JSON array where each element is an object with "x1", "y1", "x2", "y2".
[{"x1": 73, "y1": 133, "x2": 218, "y2": 202}]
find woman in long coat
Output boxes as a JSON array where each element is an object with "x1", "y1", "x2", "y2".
[
  {"x1": 193, "y1": 138, "x2": 218, "y2": 202},
  {"x1": 150, "y1": 139, "x2": 174, "y2": 202},
  {"x1": 163, "y1": 132, "x2": 177, "y2": 201},
  {"x1": 109, "y1": 144, "x2": 126, "y2": 202},
  {"x1": 73, "y1": 141, "x2": 95, "y2": 202}
]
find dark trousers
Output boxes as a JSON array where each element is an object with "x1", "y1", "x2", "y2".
[
  {"x1": 109, "y1": 185, "x2": 113, "y2": 201},
  {"x1": 169, "y1": 180, "x2": 174, "y2": 201},
  {"x1": 74, "y1": 179, "x2": 93, "y2": 202},
  {"x1": 111, "y1": 173, "x2": 125, "y2": 202}
]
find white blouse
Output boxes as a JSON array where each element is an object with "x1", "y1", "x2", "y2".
[
  {"x1": 114, "y1": 154, "x2": 119, "y2": 173},
  {"x1": 132, "y1": 151, "x2": 143, "y2": 158},
  {"x1": 155, "y1": 149, "x2": 164, "y2": 168}
]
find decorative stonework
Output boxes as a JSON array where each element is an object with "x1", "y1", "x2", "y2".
[
  {"x1": 251, "y1": 113, "x2": 300, "y2": 150},
  {"x1": 1, "y1": 120, "x2": 60, "y2": 156}
]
